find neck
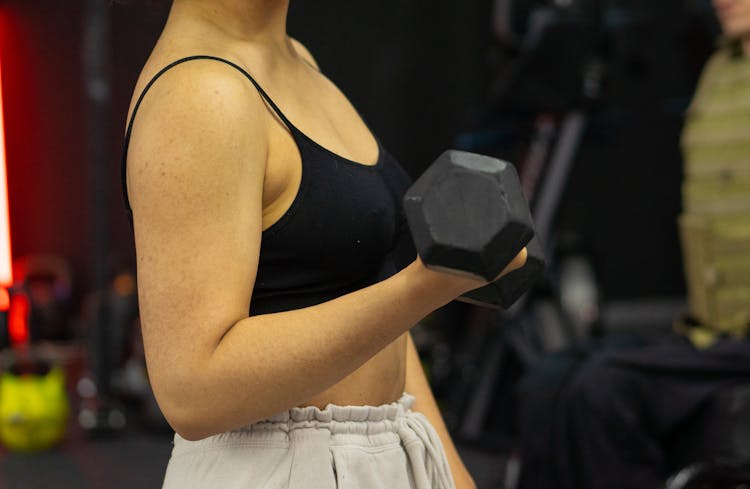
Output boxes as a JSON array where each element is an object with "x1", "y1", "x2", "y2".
[
  {"x1": 743, "y1": 36, "x2": 750, "y2": 57},
  {"x1": 169, "y1": 0, "x2": 291, "y2": 47}
]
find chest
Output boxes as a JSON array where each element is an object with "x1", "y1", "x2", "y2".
[{"x1": 258, "y1": 139, "x2": 412, "y2": 281}]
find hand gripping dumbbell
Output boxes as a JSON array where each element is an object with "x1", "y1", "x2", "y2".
[{"x1": 403, "y1": 150, "x2": 545, "y2": 309}]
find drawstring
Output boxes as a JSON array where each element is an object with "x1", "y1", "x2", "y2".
[{"x1": 397, "y1": 412, "x2": 457, "y2": 489}]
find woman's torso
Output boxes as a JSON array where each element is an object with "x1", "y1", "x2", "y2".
[{"x1": 128, "y1": 26, "x2": 409, "y2": 410}]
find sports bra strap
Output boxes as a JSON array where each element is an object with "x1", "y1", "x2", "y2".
[{"x1": 121, "y1": 55, "x2": 297, "y2": 220}]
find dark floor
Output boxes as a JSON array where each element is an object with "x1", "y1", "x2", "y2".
[{"x1": 0, "y1": 423, "x2": 172, "y2": 489}]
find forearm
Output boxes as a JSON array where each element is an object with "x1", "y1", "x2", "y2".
[{"x1": 165, "y1": 260, "x2": 473, "y2": 440}]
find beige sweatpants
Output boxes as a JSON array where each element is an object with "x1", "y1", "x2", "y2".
[{"x1": 161, "y1": 392, "x2": 457, "y2": 489}]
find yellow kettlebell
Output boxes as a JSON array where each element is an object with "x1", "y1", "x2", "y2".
[{"x1": 0, "y1": 365, "x2": 69, "y2": 452}]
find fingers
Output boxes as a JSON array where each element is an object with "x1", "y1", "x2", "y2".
[{"x1": 495, "y1": 247, "x2": 527, "y2": 281}]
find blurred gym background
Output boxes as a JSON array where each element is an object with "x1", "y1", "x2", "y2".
[{"x1": 0, "y1": 0, "x2": 740, "y2": 487}]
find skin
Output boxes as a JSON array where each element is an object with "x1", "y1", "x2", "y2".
[
  {"x1": 713, "y1": 0, "x2": 750, "y2": 53},
  {"x1": 125, "y1": 0, "x2": 527, "y2": 487}
]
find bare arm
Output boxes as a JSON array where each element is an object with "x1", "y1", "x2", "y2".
[
  {"x1": 127, "y1": 60, "x2": 525, "y2": 441},
  {"x1": 405, "y1": 333, "x2": 477, "y2": 489}
]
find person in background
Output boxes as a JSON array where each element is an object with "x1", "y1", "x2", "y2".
[
  {"x1": 679, "y1": 0, "x2": 750, "y2": 346},
  {"x1": 517, "y1": 1, "x2": 750, "y2": 488}
]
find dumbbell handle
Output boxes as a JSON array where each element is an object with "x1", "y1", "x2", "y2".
[{"x1": 460, "y1": 236, "x2": 545, "y2": 309}]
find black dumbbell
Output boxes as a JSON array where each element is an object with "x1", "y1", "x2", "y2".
[
  {"x1": 460, "y1": 236, "x2": 545, "y2": 308},
  {"x1": 403, "y1": 150, "x2": 545, "y2": 308}
]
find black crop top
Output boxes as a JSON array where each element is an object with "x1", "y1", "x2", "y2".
[{"x1": 121, "y1": 56, "x2": 416, "y2": 316}]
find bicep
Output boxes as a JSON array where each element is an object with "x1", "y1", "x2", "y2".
[{"x1": 126, "y1": 64, "x2": 268, "y2": 402}]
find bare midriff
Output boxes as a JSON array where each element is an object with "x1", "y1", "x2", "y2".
[{"x1": 296, "y1": 334, "x2": 408, "y2": 409}]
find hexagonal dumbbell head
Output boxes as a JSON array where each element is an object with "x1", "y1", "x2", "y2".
[{"x1": 403, "y1": 150, "x2": 535, "y2": 282}]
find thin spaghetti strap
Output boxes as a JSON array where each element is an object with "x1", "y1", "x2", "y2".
[
  {"x1": 190, "y1": 55, "x2": 297, "y2": 128},
  {"x1": 121, "y1": 55, "x2": 297, "y2": 222}
]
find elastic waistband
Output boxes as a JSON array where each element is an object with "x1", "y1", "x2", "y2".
[
  {"x1": 242, "y1": 392, "x2": 416, "y2": 436},
  {"x1": 172, "y1": 392, "x2": 418, "y2": 453},
  {"x1": 261, "y1": 391, "x2": 415, "y2": 424}
]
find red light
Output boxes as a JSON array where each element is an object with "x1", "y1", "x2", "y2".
[
  {"x1": 8, "y1": 292, "x2": 29, "y2": 345},
  {"x1": 0, "y1": 48, "x2": 12, "y2": 287},
  {"x1": 0, "y1": 287, "x2": 8, "y2": 311}
]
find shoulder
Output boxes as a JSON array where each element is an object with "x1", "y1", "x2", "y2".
[
  {"x1": 289, "y1": 37, "x2": 321, "y2": 71},
  {"x1": 693, "y1": 46, "x2": 742, "y2": 96},
  {"x1": 130, "y1": 56, "x2": 268, "y2": 124},
  {"x1": 125, "y1": 56, "x2": 270, "y2": 217},
  {"x1": 701, "y1": 47, "x2": 735, "y2": 80},
  {"x1": 127, "y1": 55, "x2": 270, "y2": 162}
]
